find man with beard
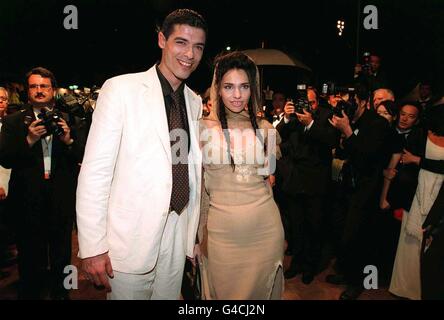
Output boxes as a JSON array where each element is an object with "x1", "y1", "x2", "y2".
[{"x1": 0, "y1": 67, "x2": 85, "y2": 299}]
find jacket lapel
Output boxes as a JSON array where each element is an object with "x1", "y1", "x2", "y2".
[{"x1": 141, "y1": 67, "x2": 172, "y2": 163}]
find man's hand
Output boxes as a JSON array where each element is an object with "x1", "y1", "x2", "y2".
[
  {"x1": 296, "y1": 109, "x2": 313, "y2": 127},
  {"x1": 187, "y1": 244, "x2": 202, "y2": 268},
  {"x1": 401, "y1": 149, "x2": 420, "y2": 166},
  {"x1": 26, "y1": 119, "x2": 47, "y2": 146},
  {"x1": 58, "y1": 118, "x2": 73, "y2": 145},
  {"x1": 81, "y1": 252, "x2": 114, "y2": 292},
  {"x1": 284, "y1": 101, "x2": 295, "y2": 119},
  {"x1": 266, "y1": 174, "x2": 276, "y2": 188},
  {"x1": 0, "y1": 187, "x2": 6, "y2": 201},
  {"x1": 328, "y1": 111, "x2": 353, "y2": 138},
  {"x1": 380, "y1": 198, "x2": 391, "y2": 211}
]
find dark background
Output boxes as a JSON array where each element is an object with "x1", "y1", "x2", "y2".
[{"x1": 1, "y1": 0, "x2": 443, "y2": 98}]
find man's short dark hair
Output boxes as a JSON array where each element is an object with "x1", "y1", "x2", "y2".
[
  {"x1": 398, "y1": 101, "x2": 422, "y2": 114},
  {"x1": 25, "y1": 67, "x2": 57, "y2": 89},
  {"x1": 161, "y1": 9, "x2": 207, "y2": 40}
]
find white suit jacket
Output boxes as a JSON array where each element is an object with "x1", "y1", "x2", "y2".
[{"x1": 76, "y1": 66, "x2": 202, "y2": 274}]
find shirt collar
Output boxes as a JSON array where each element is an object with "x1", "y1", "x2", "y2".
[
  {"x1": 396, "y1": 127, "x2": 412, "y2": 134},
  {"x1": 156, "y1": 65, "x2": 185, "y2": 97}
]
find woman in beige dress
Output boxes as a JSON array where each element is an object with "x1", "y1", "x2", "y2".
[{"x1": 197, "y1": 52, "x2": 284, "y2": 300}]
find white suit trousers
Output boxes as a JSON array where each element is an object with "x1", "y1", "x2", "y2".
[{"x1": 107, "y1": 210, "x2": 187, "y2": 300}]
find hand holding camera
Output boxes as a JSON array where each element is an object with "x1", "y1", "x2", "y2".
[
  {"x1": 26, "y1": 108, "x2": 73, "y2": 146},
  {"x1": 295, "y1": 109, "x2": 314, "y2": 127},
  {"x1": 328, "y1": 111, "x2": 353, "y2": 138},
  {"x1": 284, "y1": 100, "x2": 296, "y2": 120},
  {"x1": 26, "y1": 119, "x2": 47, "y2": 147},
  {"x1": 57, "y1": 117, "x2": 73, "y2": 145}
]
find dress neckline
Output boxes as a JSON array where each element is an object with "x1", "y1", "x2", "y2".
[{"x1": 225, "y1": 108, "x2": 250, "y2": 121}]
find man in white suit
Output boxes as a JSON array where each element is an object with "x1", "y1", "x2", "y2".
[{"x1": 76, "y1": 9, "x2": 207, "y2": 300}]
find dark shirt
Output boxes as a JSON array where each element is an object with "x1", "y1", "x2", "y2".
[
  {"x1": 156, "y1": 66, "x2": 190, "y2": 152},
  {"x1": 276, "y1": 105, "x2": 339, "y2": 195}
]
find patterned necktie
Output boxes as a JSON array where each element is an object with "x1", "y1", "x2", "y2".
[{"x1": 169, "y1": 90, "x2": 189, "y2": 214}]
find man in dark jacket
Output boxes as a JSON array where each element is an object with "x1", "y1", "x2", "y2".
[
  {"x1": 0, "y1": 67, "x2": 86, "y2": 299},
  {"x1": 277, "y1": 87, "x2": 339, "y2": 284},
  {"x1": 327, "y1": 84, "x2": 391, "y2": 300}
]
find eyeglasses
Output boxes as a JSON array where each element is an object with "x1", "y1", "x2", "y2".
[
  {"x1": 29, "y1": 84, "x2": 52, "y2": 90},
  {"x1": 0, "y1": 97, "x2": 8, "y2": 102}
]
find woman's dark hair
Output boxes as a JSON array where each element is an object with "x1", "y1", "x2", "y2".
[
  {"x1": 377, "y1": 100, "x2": 398, "y2": 118},
  {"x1": 25, "y1": 67, "x2": 57, "y2": 89},
  {"x1": 425, "y1": 104, "x2": 444, "y2": 136},
  {"x1": 161, "y1": 9, "x2": 207, "y2": 40},
  {"x1": 213, "y1": 51, "x2": 262, "y2": 169}
]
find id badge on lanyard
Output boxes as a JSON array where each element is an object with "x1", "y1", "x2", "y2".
[{"x1": 42, "y1": 136, "x2": 52, "y2": 180}]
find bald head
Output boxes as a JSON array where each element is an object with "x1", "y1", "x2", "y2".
[{"x1": 373, "y1": 88, "x2": 395, "y2": 109}]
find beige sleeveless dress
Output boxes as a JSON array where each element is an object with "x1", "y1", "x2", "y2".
[{"x1": 198, "y1": 109, "x2": 284, "y2": 300}]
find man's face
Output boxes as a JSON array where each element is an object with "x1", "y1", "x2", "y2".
[
  {"x1": 272, "y1": 93, "x2": 286, "y2": 114},
  {"x1": 419, "y1": 84, "x2": 432, "y2": 100},
  {"x1": 373, "y1": 89, "x2": 394, "y2": 109},
  {"x1": 158, "y1": 24, "x2": 206, "y2": 89},
  {"x1": 27, "y1": 74, "x2": 55, "y2": 107},
  {"x1": 398, "y1": 105, "x2": 419, "y2": 130},
  {"x1": 370, "y1": 55, "x2": 381, "y2": 72},
  {"x1": 328, "y1": 94, "x2": 341, "y2": 108},
  {"x1": 0, "y1": 90, "x2": 8, "y2": 116},
  {"x1": 307, "y1": 89, "x2": 318, "y2": 110}
]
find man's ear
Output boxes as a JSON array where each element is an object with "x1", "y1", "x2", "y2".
[{"x1": 158, "y1": 32, "x2": 166, "y2": 49}]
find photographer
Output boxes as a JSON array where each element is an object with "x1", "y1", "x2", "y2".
[
  {"x1": 277, "y1": 87, "x2": 339, "y2": 284},
  {"x1": 354, "y1": 53, "x2": 389, "y2": 93},
  {"x1": 326, "y1": 84, "x2": 391, "y2": 299},
  {"x1": 0, "y1": 67, "x2": 86, "y2": 299}
]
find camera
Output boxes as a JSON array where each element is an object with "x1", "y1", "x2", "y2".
[
  {"x1": 37, "y1": 107, "x2": 65, "y2": 137},
  {"x1": 333, "y1": 99, "x2": 357, "y2": 119},
  {"x1": 362, "y1": 51, "x2": 372, "y2": 75},
  {"x1": 287, "y1": 84, "x2": 311, "y2": 117},
  {"x1": 321, "y1": 82, "x2": 358, "y2": 119}
]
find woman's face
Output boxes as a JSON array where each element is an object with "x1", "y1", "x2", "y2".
[
  {"x1": 219, "y1": 68, "x2": 251, "y2": 113},
  {"x1": 377, "y1": 104, "x2": 394, "y2": 123}
]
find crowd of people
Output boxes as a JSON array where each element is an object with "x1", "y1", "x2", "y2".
[{"x1": 0, "y1": 8, "x2": 443, "y2": 301}]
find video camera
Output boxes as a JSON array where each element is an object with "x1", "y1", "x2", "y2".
[
  {"x1": 287, "y1": 84, "x2": 311, "y2": 117},
  {"x1": 56, "y1": 91, "x2": 95, "y2": 119}
]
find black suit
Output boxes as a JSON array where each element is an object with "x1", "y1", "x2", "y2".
[
  {"x1": 388, "y1": 127, "x2": 444, "y2": 211},
  {"x1": 0, "y1": 105, "x2": 86, "y2": 299},
  {"x1": 277, "y1": 106, "x2": 339, "y2": 273},
  {"x1": 334, "y1": 108, "x2": 391, "y2": 287}
]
